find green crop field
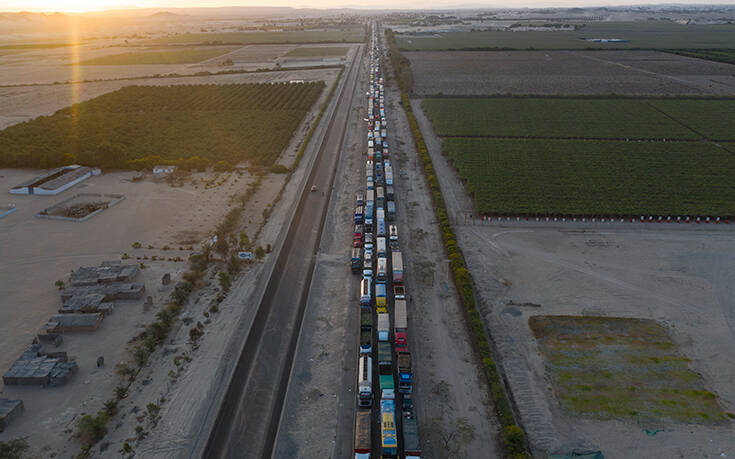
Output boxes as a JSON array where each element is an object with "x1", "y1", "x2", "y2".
[
  {"x1": 79, "y1": 47, "x2": 237, "y2": 65},
  {"x1": 667, "y1": 48, "x2": 735, "y2": 65},
  {"x1": 648, "y1": 99, "x2": 735, "y2": 140},
  {"x1": 285, "y1": 46, "x2": 349, "y2": 57},
  {"x1": 149, "y1": 28, "x2": 364, "y2": 45},
  {"x1": 422, "y1": 98, "x2": 704, "y2": 140},
  {"x1": 530, "y1": 316, "x2": 730, "y2": 423},
  {"x1": 397, "y1": 22, "x2": 735, "y2": 50},
  {"x1": 443, "y1": 138, "x2": 735, "y2": 216},
  {"x1": 0, "y1": 82, "x2": 324, "y2": 170}
]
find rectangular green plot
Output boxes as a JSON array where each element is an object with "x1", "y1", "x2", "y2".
[
  {"x1": 444, "y1": 138, "x2": 735, "y2": 216},
  {"x1": 0, "y1": 82, "x2": 324, "y2": 170},
  {"x1": 530, "y1": 316, "x2": 729, "y2": 424},
  {"x1": 649, "y1": 99, "x2": 735, "y2": 141},
  {"x1": 422, "y1": 98, "x2": 700, "y2": 140}
]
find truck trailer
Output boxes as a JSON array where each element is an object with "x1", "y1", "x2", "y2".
[
  {"x1": 354, "y1": 410, "x2": 371, "y2": 459},
  {"x1": 377, "y1": 313, "x2": 389, "y2": 341},
  {"x1": 378, "y1": 341, "x2": 392, "y2": 374},
  {"x1": 403, "y1": 414, "x2": 421, "y2": 457},
  {"x1": 358, "y1": 355, "x2": 373, "y2": 407},
  {"x1": 392, "y1": 251, "x2": 403, "y2": 284},
  {"x1": 380, "y1": 398, "x2": 398, "y2": 457}
]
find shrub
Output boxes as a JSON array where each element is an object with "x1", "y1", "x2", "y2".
[
  {"x1": 55, "y1": 279, "x2": 65, "y2": 290},
  {"x1": 77, "y1": 412, "x2": 109, "y2": 447},
  {"x1": 255, "y1": 245, "x2": 265, "y2": 259},
  {"x1": 269, "y1": 164, "x2": 290, "y2": 174},
  {"x1": 0, "y1": 438, "x2": 29, "y2": 458},
  {"x1": 218, "y1": 271, "x2": 231, "y2": 294},
  {"x1": 131, "y1": 242, "x2": 142, "y2": 249}
]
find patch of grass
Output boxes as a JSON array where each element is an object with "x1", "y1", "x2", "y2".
[
  {"x1": 285, "y1": 46, "x2": 349, "y2": 57},
  {"x1": 441, "y1": 138, "x2": 735, "y2": 217},
  {"x1": 666, "y1": 48, "x2": 735, "y2": 66},
  {"x1": 648, "y1": 99, "x2": 735, "y2": 141},
  {"x1": 530, "y1": 315, "x2": 729, "y2": 424},
  {"x1": 79, "y1": 47, "x2": 236, "y2": 65},
  {"x1": 0, "y1": 82, "x2": 324, "y2": 169}
]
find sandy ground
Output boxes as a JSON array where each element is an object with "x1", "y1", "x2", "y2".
[
  {"x1": 0, "y1": 67, "x2": 340, "y2": 130},
  {"x1": 0, "y1": 168, "x2": 253, "y2": 454},
  {"x1": 406, "y1": 50, "x2": 735, "y2": 96},
  {"x1": 0, "y1": 61, "x2": 338, "y2": 455},
  {"x1": 411, "y1": 98, "x2": 735, "y2": 458}
]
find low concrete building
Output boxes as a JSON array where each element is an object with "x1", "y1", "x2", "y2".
[
  {"x1": 10, "y1": 165, "x2": 94, "y2": 196},
  {"x1": 0, "y1": 399, "x2": 24, "y2": 432},
  {"x1": 70, "y1": 261, "x2": 139, "y2": 286},
  {"x1": 3, "y1": 344, "x2": 77, "y2": 387},
  {"x1": 42, "y1": 313, "x2": 104, "y2": 333},
  {"x1": 61, "y1": 283, "x2": 145, "y2": 303}
]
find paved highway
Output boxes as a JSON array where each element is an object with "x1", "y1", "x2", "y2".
[{"x1": 203, "y1": 44, "x2": 364, "y2": 459}]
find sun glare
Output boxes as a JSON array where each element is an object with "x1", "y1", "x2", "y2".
[{"x1": 41, "y1": 0, "x2": 120, "y2": 13}]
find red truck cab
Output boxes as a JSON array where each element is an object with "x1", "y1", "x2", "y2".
[{"x1": 395, "y1": 331, "x2": 408, "y2": 353}]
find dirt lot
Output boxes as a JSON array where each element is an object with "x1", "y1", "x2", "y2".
[
  {"x1": 0, "y1": 67, "x2": 340, "y2": 130},
  {"x1": 411, "y1": 99, "x2": 735, "y2": 458},
  {"x1": 406, "y1": 50, "x2": 735, "y2": 96}
]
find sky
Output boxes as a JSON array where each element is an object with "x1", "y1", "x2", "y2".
[{"x1": 2, "y1": 0, "x2": 734, "y2": 12}]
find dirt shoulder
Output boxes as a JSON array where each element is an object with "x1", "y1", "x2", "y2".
[{"x1": 388, "y1": 74, "x2": 500, "y2": 457}]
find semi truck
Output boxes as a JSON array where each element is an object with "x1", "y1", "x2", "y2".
[
  {"x1": 354, "y1": 206, "x2": 364, "y2": 225},
  {"x1": 351, "y1": 247, "x2": 361, "y2": 273},
  {"x1": 394, "y1": 299, "x2": 407, "y2": 353},
  {"x1": 377, "y1": 237, "x2": 387, "y2": 257},
  {"x1": 377, "y1": 313, "x2": 389, "y2": 341},
  {"x1": 354, "y1": 411, "x2": 371, "y2": 459},
  {"x1": 358, "y1": 355, "x2": 373, "y2": 407},
  {"x1": 360, "y1": 329, "x2": 372, "y2": 354},
  {"x1": 403, "y1": 413, "x2": 421, "y2": 458},
  {"x1": 380, "y1": 374, "x2": 395, "y2": 400},
  {"x1": 378, "y1": 341, "x2": 392, "y2": 374},
  {"x1": 360, "y1": 310, "x2": 372, "y2": 334},
  {"x1": 387, "y1": 201, "x2": 396, "y2": 221},
  {"x1": 397, "y1": 351, "x2": 412, "y2": 394},
  {"x1": 376, "y1": 256, "x2": 387, "y2": 283},
  {"x1": 375, "y1": 282, "x2": 387, "y2": 312},
  {"x1": 360, "y1": 277, "x2": 371, "y2": 308},
  {"x1": 381, "y1": 398, "x2": 398, "y2": 457},
  {"x1": 392, "y1": 251, "x2": 403, "y2": 284}
]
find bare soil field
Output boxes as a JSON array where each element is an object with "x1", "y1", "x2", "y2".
[
  {"x1": 406, "y1": 50, "x2": 735, "y2": 96},
  {"x1": 0, "y1": 67, "x2": 340, "y2": 130},
  {"x1": 410, "y1": 97, "x2": 735, "y2": 458},
  {"x1": 0, "y1": 41, "x2": 349, "y2": 87}
]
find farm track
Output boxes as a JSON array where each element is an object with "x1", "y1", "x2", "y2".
[{"x1": 202, "y1": 44, "x2": 363, "y2": 459}]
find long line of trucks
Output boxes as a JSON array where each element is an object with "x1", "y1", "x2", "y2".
[{"x1": 353, "y1": 24, "x2": 421, "y2": 459}]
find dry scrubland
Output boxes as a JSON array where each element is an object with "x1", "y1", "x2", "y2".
[
  {"x1": 147, "y1": 28, "x2": 365, "y2": 45},
  {"x1": 420, "y1": 98, "x2": 735, "y2": 216},
  {"x1": 459, "y1": 226, "x2": 735, "y2": 457},
  {"x1": 406, "y1": 50, "x2": 735, "y2": 96},
  {"x1": 0, "y1": 82, "x2": 323, "y2": 169},
  {"x1": 77, "y1": 46, "x2": 239, "y2": 65}
]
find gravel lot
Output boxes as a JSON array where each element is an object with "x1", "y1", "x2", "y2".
[
  {"x1": 407, "y1": 50, "x2": 735, "y2": 96},
  {"x1": 411, "y1": 98, "x2": 735, "y2": 458}
]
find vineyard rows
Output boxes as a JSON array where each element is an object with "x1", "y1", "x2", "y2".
[
  {"x1": 423, "y1": 98, "x2": 735, "y2": 141},
  {"x1": 0, "y1": 82, "x2": 324, "y2": 170},
  {"x1": 444, "y1": 138, "x2": 735, "y2": 216}
]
